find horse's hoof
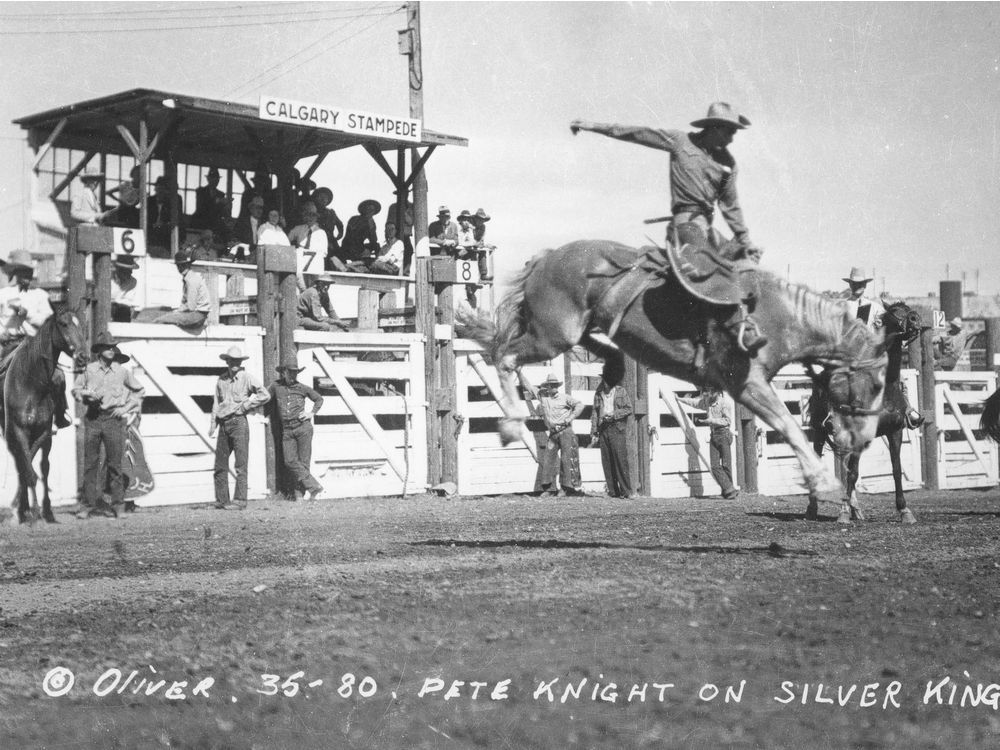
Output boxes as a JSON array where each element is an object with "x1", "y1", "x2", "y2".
[
  {"x1": 837, "y1": 510, "x2": 852, "y2": 524},
  {"x1": 43, "y1": 512, "x2": 57, "y2": 524},
  {"x1": 805, "y1": 500, "x2": 819, "y2": 521},
  {"x1": 899, "y1": 508, "x2": 918, "y2": 525},
  {"x1": 498, "y1": 418, "x2": 523, "y2": 446},
  {"x1": 850, "y1": 507, "x2": 866, "y2": 522}
]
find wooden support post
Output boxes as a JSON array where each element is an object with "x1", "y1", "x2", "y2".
[
  {"x1": 623, "y1": 357, "x2": 641, "y2": 496},
  {"x1": 415, "y1": 258, "x2": 440, "y2": 484},
  {"x1": 92, "y1": 253, "x2": 112, "y2": 340},
  {"x1": 357, "y1": 289, "x2": 381, "y2": 331},
  {"x1": 66, "y1": 229, "x2": 88, "y2": 500},
  {"x1": 256, "y1": 247, "x2": 279, "y2": 494},
  {"x1": 438, "y1": 281, "x2": 457, "y2": 485},
  {"x1": 985, "y1": 318, "x2": 1000, "y2": 375},
  {"x1": 205, "y1": 267, "x2": 220, "y2": 325},
  {"x1": 913, "y1": 329, "x2": 939, "y2": 490},
  {"x1": 736, "y1": 404, "x2": 758, "y2": 494},
  {"x1": 277, "y1": 271, "x2": 298, "y2": 364}
]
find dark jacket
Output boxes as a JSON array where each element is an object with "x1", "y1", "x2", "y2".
[{"x1": 591, "y1": 384, "x2": 632, "y2": 435}]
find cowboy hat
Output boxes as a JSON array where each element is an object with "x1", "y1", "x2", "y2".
[
  {"x1": 358, "y1": 199, "x2": 381, "y2": 215},
  {"x1": 91, "y1": 331, "x2": 119, "y2": 352},
  {"x1": 457, "y1": 209, "x2": 473, "y2": 221},
  {"x1": 472, "y1": 208, "x2": 491, "y2": 222},
  {"x1": 690, "y1": 101, "x2": 751, "y2": 130},
  {"x1": 275, "y1": 359, "x2": 305, "y2": 373},
  {"x1": 117, "y1": 183, "x2": 140, "y2": 207},
  {"x1": 313, "y1": 273, "x2": 336, "y2": 285},
  {"x1": 436, "y1": 205, "x2": 451, "y2": 215},
  {"x1": 539, "y1": 372, "x2": 563, "y2": 389},
  {"x1": 219, "y1": 345, "x2": 250, "y2": 361},
  {"x1": 80, "y1": 166, "x2": 105, "y2": 182},
  {"x1": 113, "y1": 255, "x2": 139, "y2": 270},
  {"x1": 3, "y1": 249, "x2": 36, "y2": 271},
  {"x1": 206, "y1": 167, "x2": 221, "y2": 179},
  {"x1": 949, "y1": 317, "x2": 963, "y2": 329},
  {"x1": 842, "y1": 267, "x2": 873, "y2": 284},
  {"x1": 173, "y1": 247, "x2": 195, "y2": 266},
  {"x1": 312, "y1": 187, "x2": 333, "y2": 203}
]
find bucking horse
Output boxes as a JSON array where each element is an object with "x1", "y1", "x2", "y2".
[{"x1": 461, "y1": 240, "x2": 890, "y2": 519}]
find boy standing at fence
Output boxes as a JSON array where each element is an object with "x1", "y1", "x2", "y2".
[
  {"x1": 267, "y1": 359, "x2": 325, "y2": 501},
  {"x1": 533, "y1": 372, "x2": 585, "y2": 497},
  {"x1": 210, "y1": 346, "x2": 270, "y2": 510},
  {"x1": 677, "y1": 388, "x2": 739, "y2": 499}
]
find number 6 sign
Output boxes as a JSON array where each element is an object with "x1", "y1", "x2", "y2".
[{"x1": 112, "y1": 228, "x2": 146, "y2": 257}]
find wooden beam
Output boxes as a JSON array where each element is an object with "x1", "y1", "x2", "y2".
[
  {"x1": 302, "y1": 150, "x2": 328, "y2": 181},
  {"x1": 116, "y1": 124, "x2": 143, "y2": 161},
  {"x1": 364, "y1": 144, "x2": 401, "y2": 186},
  {"x1": 49, "y1": 150, "x2": 96, "y2": 200},
  {"x1": 31, "y1": 117, "x2": 68, "y2": 171},
  {"x1": 403, "y1": 145, "x2": 436, "y2": 190}
]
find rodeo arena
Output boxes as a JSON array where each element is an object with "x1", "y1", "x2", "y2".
[{"x1": 4, "y1": 6, "x2": 1000, "y2": 750}]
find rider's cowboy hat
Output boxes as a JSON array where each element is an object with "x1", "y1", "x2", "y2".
[
  {"x1": 472, "y1": 208, "x2": 491, "y2": 222},
  {"x1": 842, "y1": 267, "x2": 873, "y2": 284},
  {"x1": 80, "y1": 166, "x2": 105, "y2": 183},
  {"x1": 690, "y1": 102, "x2": 751, "y2": 130},
  {"x1": 358, "y1": 199, "x2": 381, "y2": 216},
  {"x1": 90, "y1": 331, "x2": 130, "y2": 362},
  {"x1": 219, "y1": 345, "x2": 250, "y2": 362},
  {"x1": 2, "y1": 249, "x2": 36, "y2": 273},
  {"x1": 313, "y1": 273, "x2": 336, "y2": 286},
  {"x1": 539, "y1": 373, "x2": 563, "y2": 389},
  {"x1": 275, "y1": 359, "x2": 305, "y2": 373},
  {"x1": 113, "y1": 255, "x2": 139, "y2": 270}
]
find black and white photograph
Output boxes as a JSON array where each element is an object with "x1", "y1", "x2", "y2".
[{"x1": 1, "y1": 2, "x2": 999, "y2": 747}]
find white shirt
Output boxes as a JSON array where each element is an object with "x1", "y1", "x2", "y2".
[
  {"x1": 70, "y1": 186, "x2": 104, "y2": 225},
  {"x1": 845, "y1": 294, "x2": 885, "y2": 331},
  {"x1": 377, "y1": 238, "x2": 405, "y2": 267},
  {"x1": 111, "y1": 272, "x2": 140, "y2": 311},
  {"x1": 0, "y1": 284, "x2": 53, "y2": 338},
  {"x1": 257, "y1": 222, "x2": 290, "y2": 245}
]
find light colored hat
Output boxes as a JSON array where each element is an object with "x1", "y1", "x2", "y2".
[
  {"x1": 949, "y1": 317, "x2": 962, "y2": 328},
  {"x1": 80, "y1": 166, "x2": 105, "y2": 182},
  {"x1": 113, "y1": 255, "x2": 139, "y2": 270},
  {"x1": 3, "y1": 249, "x2": 36, "y2": 271},
  {"x1": 540, "y1": 372, "x2": 563, "y2": 389},
  {"x1": 219, "y1": 345, "x2": 250, "y2": 361},
  {"x1": 358, "y1": 199, "x2": 381, "y2": 216},
  {"x1": 173, "y1": 247, "x2": 195, "y2": 266},
  {"x1": 118, "y1": 183, "x2": 140, "y2": 207},
  {"x1": 436, "y1": 205, "x2": 451, "y2": 215},
  {"x1": 843, "y1": 267, "x2": 873, "y2": 284},
  {"x1": 276, "y1": 359, "x2": 305, "y2": 373},
  {"x1": 457, "y1": 209, "x2": 473, "y2": 221},
  {"x1": 690, "y1": 102, "x2": 751, "y2": 130}
]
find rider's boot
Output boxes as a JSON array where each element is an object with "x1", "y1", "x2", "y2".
[
  {"x1": 729, "y1": 305, "x2": 768, "y2": 356},
  {"x1": 901, "y1": 382, "x2": 924, "y2": 429}
]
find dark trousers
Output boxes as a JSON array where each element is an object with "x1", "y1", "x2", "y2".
[
  {"x1": 709, "y1": 427, "x2": 736, "y2": 496},
  {"x1": 214, "y1": 415, "x2": 249, "y2": 504},
  {"x1": 598, "y1": 427, "x2": 633, "y2": 497},
  {"x1": 280, "y1": 421, "x2": 322, "y2": 494},
  {"x1": 83, "y1": 414, "x2": 126, "y2": 507},
  {"x1": 539, "y1": 428, "x2": 581, "y2": 491}
]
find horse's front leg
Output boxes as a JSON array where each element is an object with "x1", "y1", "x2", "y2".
[
  {"x1": 9, "y1": 433, "x2": 38, "y2": 525},
  {"x1": 735, "y1": 374, "x2": 843, "y2": 520},
  {"x1": 886, "y1": 429, "x2": 916, "y2": 524},
  {"x1": 838, "y1": 453, "x2": 865, "y2": 524}
]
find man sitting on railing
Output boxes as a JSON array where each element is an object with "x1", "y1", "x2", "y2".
[
  {"x1": 470, "y1": 208, "x2": 495, "y2": 281},
  {"x1": 151, "y1": 248, "x2": 211, "y2": 328},
  {"x1": 339, "y1": 200, "x2": 381, "y2": 272},
  {"x1": 296, "y1": 273, "x2": 349, "y2": 332},
  {"x1": 368, "y1": 221, "x2": 405, "y2": 276}
]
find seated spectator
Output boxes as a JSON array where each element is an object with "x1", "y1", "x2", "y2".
[
  {"x1": 230, "y1": 194, "x2": 264, "y2": 263},
  {"x1": 110, "y1": 255, "x2": 140, "y2": 323},
  {"x1": 428, "y1": 205, "x2": 459, "y2": 255},
  {"x1": 257, "y1": 208, "x2": 289, "y2": 246},
  {"x1": 185, "y1": 229, "x2": 217, "y2": 262},
  {"x1": 239, "y1": 171, "x2": 272, "y2": 218},
  {"x1": 369, "y1": 221, "x2": 405, "y2": 276},
  {"x1": 106, "y1": 165, "x2": 140, "y2": 204},
  {"x1": 151, "y1": 248, "x2": 211, "y2": 328},
  {"x1": 311, "y1": 187, "x2": 344, "y2": 260},
  {"x1": 471, "y1": 207, "x2": 495, "y2": 280},
  {"x1": 456, "y1": 210, "x2": 477, "y2": 256},
  {"x1": 191, "y1": 167, "x2": 232, "y2": 242},
  {"x1": 297, "y1": 273, "x2": 349, "y2": 331},
  {"x1": 290, "y1": 201, "x2": 343, "y2": 287},
  {"x1": 104, "y1": 183, "x2": 141, "y2": 229},
  {"x1": 934, "y1": 317, "x2": 968, "y2": 371},
  {"x1": 71, "y1": 167, "x2": 111, "y2": 226},
  {"x1": 147, "y1": 176, "x2": 184, "y2": 252},
  {"x1": 339, "y1": 199, "x2": 381, "y2": 269}
]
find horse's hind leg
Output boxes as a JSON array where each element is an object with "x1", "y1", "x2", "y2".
[
  {"x1": 9, "y1": 440, "x2": 37, "y2": 524},
  {"x1": 887, "y1": 429, "x2": 916, "y2": 524},
  {"x1": 40, "y1": 437, "x2": 55, "y2": 523},
  {"x1": 496, "y1": 330, "x2": 573, "y2": 445}
]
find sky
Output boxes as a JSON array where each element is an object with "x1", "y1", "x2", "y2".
[{"x1": 0, "y1": 1, "x2": 998, "y2": 297}]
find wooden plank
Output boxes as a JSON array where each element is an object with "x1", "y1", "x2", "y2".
[
  {"x1": 31, "y1": 117, "x2": 67, "y2": 171},
  {"x1": 940, "y1": 385, "x2": 994, "y2": 480}
]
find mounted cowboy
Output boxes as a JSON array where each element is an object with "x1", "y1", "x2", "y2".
[
  {"x1": 570, "y1": 102, "x2": 767, "y2": 355},
  {"x1": 0, "y1": 249, "x2": 72, "y2": 428},
  {"x1": 839, "y1": 266, "x2": 885, "y2": 331}
]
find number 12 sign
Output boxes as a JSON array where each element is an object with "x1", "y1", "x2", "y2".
[{"x1": 112, "y1": 228, "x2": 147, "y2": 257}]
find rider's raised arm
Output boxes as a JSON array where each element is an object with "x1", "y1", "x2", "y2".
[{"x1": 570, "y1": 121, "x2": 682, "y2": 154}]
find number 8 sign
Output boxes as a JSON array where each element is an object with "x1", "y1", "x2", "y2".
[
  {"x1": 112, "y1": 228, "x2": 146, "y2": 257},
  {"x1": 456, "y1": 259, "x2": 480, "y2": 285}
]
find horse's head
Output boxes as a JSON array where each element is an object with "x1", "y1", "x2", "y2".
[
  {"x1": 881, "y1": 301, "x2": 922, "y2": 347},
  {"x1": 811, "y1": 354, "x2": 887, "y2": 456},
  {"x1": 51, "y1": 305, "x2": 88, "y2": 371}
]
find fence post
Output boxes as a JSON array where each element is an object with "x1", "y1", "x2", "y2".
[
  {"x1": 736, "y1": 403, "x2": 758, "y2": 494},
  {"x1": 415, "y1": 258, "x2": 440, "y2": 486},
  {"x1": 985, "y1": 318, "x2": 1000, "y2": 375},
  {"x1": 912, "y1": 330, "x2": 939, "y2": 490}
]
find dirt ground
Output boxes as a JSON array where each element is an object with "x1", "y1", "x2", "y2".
[{"x1": 1, "y1": 487, "x2": 999, "y2": 749}]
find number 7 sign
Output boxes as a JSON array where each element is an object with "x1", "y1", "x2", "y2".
[{"x1": 297, "y1": 248, "x2": 320, "y2": 275}]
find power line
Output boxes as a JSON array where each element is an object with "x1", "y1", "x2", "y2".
[
  {"x1": 0, "y1": 2, "x2": 379, "y2": 19},
  {"x1": 0, "y1": 7, "x2": 398, "y2": 35}
]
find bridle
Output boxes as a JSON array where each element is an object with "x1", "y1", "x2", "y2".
[{"x1": 826, "y1": 360, "x2": 885, "y2": 417}]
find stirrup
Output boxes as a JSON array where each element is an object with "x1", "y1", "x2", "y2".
[
  {"x1": 735, "y1": 320, "x2": 768, "y2": 355},
  {"x1": 904, "y1": 410, "x2": 925, "y2": 430}
]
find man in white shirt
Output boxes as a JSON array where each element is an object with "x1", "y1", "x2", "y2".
[
  {"x1": 369, "y1": 221, "x2": 405, "y2": 276},
  {"x1": 0, "y1": 250, "x2": 71, "y2": 427},
  {"x1": 289, "y1": 201, "x2": 341, "y2": 288},
  {"x1": 70, "y1": 167, "x2": 111, "y2": 225},
  {"x1": 840, "y1": 267, "x2": 885, "y2": 331},
  {"x1": 111, "y1": 255, "x2": 141, "y2": 323}
]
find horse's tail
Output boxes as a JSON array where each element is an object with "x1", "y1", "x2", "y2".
[
  {"x1": 456, "y1": 256, "x2": 538, "y2": 364},
  {"x1": 981, "y1": 389, "x2": 1000, "y2": 443}
]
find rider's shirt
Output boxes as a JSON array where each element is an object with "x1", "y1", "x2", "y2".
[
  {"x1": 583, "y1": 123, "x2": 749, "y2": 245},
  {"x1": 841, "y1": 290, "x2": 885, "y2": 331},
  {"x1": 0, "y1": 284, "x2": 52, "y2": 340}
]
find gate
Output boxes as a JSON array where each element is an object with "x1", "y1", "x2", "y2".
[
  {"x1": 293, "y1": 330, "x2": 427, "y2": 497},
  {"x1": 934, "y1": 371, "x2": 999, "y2": 489}
]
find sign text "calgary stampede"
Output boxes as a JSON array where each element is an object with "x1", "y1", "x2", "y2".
[{"x1": 259, "y1": 96, "x2": 422, "y2": 143}]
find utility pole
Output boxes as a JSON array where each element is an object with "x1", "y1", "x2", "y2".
[{"x1": 403, "y1": 1, "x2": 428, "y2": 247}]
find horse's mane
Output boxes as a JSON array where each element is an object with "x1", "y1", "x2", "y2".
[{"x1": 9, "y1": 311, "x2": 62, "y2": 376}]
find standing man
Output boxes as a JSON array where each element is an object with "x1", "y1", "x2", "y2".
[
  {"x1": 677, "y1": 388, "x2": 739, "y2": 499},
  {"x1": 72, "y1": 332, "x2": 145, "y2": 518},
  {"x1": 70, "y1": 166, "x2": 111, "y2": 225},
  {"x1": 533, "y1": 372, "x2": 585, "y2": 497},
  {"x1": 152, "y1": 248, "x2": 211, "y2": 327},
  {"x1": 296, "y1": 273, "x2": 350, "y2": 331},
  {"x1": 840, "y1": 266, "x2": 885, "y2": 331},
  {"x1": 428, "y1": 206, "x2": 460, "y2": 256},
  {"x1": 590, "y1": 360, "x2": 634, "y2": 498},
  {"x1": 210, "y1": 346, "x2": 270, "y2": 510},
  {"x1": 470, "y1": 208, "x2": 495, "y2": 281},
  {"x1": 0, "y1": 249, "x2": 71, "y2": 428},
  {"x1": 268, "y1": 359, "x2": 325, "y2": 501},
  {"x1": 570, "y1": 103, "x2": 766, "y2": 353},
  {"x1": 110, "y1": 255, "x2": 140, "y2": 323}
]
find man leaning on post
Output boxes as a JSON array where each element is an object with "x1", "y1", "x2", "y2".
[{"x1": 268, "y1": 358, "x2": 325, "y2": 501}]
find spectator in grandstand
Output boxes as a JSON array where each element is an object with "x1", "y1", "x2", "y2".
[
  {"x1": 590, "y1": 359, "x2": 634, "y2": 498},
  {"x1": 70, "y1": 166, "x2": 111, "y2": 225},
  {"x1": 470, "y1": 208, "x2": 495, "y2": 280},
  {"x1": 676, "y1": 387, "x2": 739, "y2": 499},
  {"x1": 110, "y1": 255, "x2": 140, "y2": 323},
  {"x1": 428, "y1": 205, "x2": 459, "y2": 256},
  {"x1": 186, "y1": 229, "x2": 217, "y2": 262},
  {"x1": 231, "y1": 194, "x2": 265, "y2": 263},
  {"x1": 267, "y1": 359, "x2": 326, "y2": 502},
  {"x1": 147, "y1": 176, "x2": 184, "y2": 253},
  {"x1": 368, "y1": 220, "x2": 404, "y2": 276},
  {"x1": 104, "y1": 183, "x2": 141, "y2": 229},
  {"x1": 257, "y1": 208, "x2": 290, "y2": 246},
  {"x1": 210, "y1": 345, "x2": 270, "y2": 510},
  {"x1": 296, "y1": 273, "x2": 349, "y2": 332},
  {"x1": 533, "y1": 372, "x2": 586, "y2": 497},
  {"x1": 239, "y1": 171, "x2": 272, "y2": 218},
  {"x1": 311, "y1": 187, "x2": 344, "y2": 261},
  {"x1": 934, "y1": 317, "x2": 968, "y2": 371},
  {"x1": 391, "y1": 194, "x2": 415, "y2": 273},
  {"x1": 152, "y1": 247, "x2": 211, "y2": 328},
  {"x1": 192, "y1": 167, "x2": 232, "y2": 241},
  {"x1": 339, "y1": 199, "x2": 381, "y2": 269},
  {"x1": 290, "y1": 201, "x2": 345, "y2": 287},
  {"x1": 456, "y1": 210, "x2": 477, "y2": 254}
]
